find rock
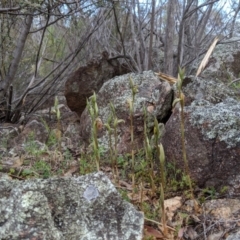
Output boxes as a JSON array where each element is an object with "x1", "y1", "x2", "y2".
[
  {"x1": 0, "y1": 172, "x2": 144, "y2": 240},
  {"x1": 226, "y1": 231, "x2": 240, "y2": 240},
  {"x1": 6, "y1": 94, "x2": 82, "y2": 152},
  {"x1": 203, "y1": 199, "x2": 240, "y2": 240},
  {"x1": 79, "y1": 71, "x2": 173, "y2": 154},
  {"x1": 191, "y1": 38, "x2": 240, "y2": 84},
  {"x1": 162, "y1": 50, "x2": 240, "y2": 193},
  {"x1": 204, "y1": 199, "x2": 240, "y2": 221},
  {"x1": 182, "y1": 76, "x2": 238, "y2": 106},
  {"x1": 208, "y1": 232, "x2": 224, "y2": 240},
  {"x1": 0, "y1": 123, "x2": 20, "y2": 138},
  {"x1": 0, "y1": 123, "x2": 20, "y2": 156},
  {"x1": 174, "y1": 197, "x2": 240, "y2": 239},
  {"x1": 33, "y1": 95, "x2": 80, "y2": 125},
  {"x1": 164, "y1": 196, "x2": 182, "y2": 222},
  {"x1": 65, "y1": 51, "x2": 131, "y2": 117},
  {"x1": 161, "y1": 76, "x2": 240, "y2": 195},
  {"x1": 11, "y1": 119, "x2": 48, "y2": 146}
]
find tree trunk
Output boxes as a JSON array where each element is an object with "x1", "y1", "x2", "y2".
[
  {"x1": 148, "y1": 0, "x2": 156, "y2": 70},
  {"x1": 229, "y1": 1, "x2": 240, "y2": 38},
  {"x1": 0, "y1": 14, "x2": 33, "y2": 95},
  {"x1": 164, "y1": 0, "x2": 176, "y2": 75}
]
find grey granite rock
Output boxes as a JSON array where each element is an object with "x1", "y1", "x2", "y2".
[
  {"x1": 226, "y1": 231, "x2": 240, "y2": 240},
  {"x1": 80, "y1": 71, "x2": 173, "y2": 154},
  {"x1": 0, "y1": 172, "x2": 144, "y2": 240}
]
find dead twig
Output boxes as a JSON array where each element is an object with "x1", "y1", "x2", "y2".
[
  {"x1": 228, "y1": 78, "x2": 240, "y2": 86},
  {"x1": 144, "y1": 217, "x2": 176, "y2": 231}
]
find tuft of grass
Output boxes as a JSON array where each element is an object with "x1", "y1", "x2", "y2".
[
  {"x1": 79, "y1": 154, "x2": 95, "y2": 175},
  {"x1": 198, "y1": 186, "x2": 216, "y2": 203},
  {"x1": 24, "y1": 132, "x2": 46, "y2": 159},
  {"x1": 166, "y1": 162, "x2": 193, "y2": 192},
  {"x1": 41, "y1": 117, "x2": 59, "y2": 149},
  {"x1": 32, "y1": 160, "x2": 51, "y2": 178}
]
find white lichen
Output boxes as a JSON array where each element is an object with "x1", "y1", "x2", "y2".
[{"x1": 188, "y1": 98, "x2": 240, "y2": 148}]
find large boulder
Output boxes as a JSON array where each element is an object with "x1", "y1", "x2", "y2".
[
  {"x1": 79, "y1": 71, "x2": 173, "y2": 154},
  {"x1": 0, "y1": 172, "x2": 144, "y2": 239},
  {"x1": 191, "y1": 38, "x2": 240, "y2": 84},
  {"x1": 160, "y1": 40, "x2": 240, "y2": 194},
  {"x1": 65, "y1": 52, "x2": 131, "y2": 117},
  {"x1": 161, "y1": 76, "x2": 240, "y2": 196},
  {"x1": 182, "y1": 76, "x2": 239, "y2": 106}
]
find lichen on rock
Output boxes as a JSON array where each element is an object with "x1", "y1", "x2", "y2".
[
  {"x1": 0, "y1": 172, "x2": 144, "y2": 239},
  {"x1": 188, "y1": 98, "x2": 240, "y2": 148}
]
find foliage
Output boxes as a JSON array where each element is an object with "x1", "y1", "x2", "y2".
[
  {"x1": 166, "y1": 162, "x2": 191, "y2": 192},
  {"x1": 198, "y1": 186, "x2": 217, "y2": 203},
  {"x1": 24, "y1": 132, "x2": 46, "y2": 157},
  {"x1": 32, "y1": 160, "x2": 51, "y2": 178}
]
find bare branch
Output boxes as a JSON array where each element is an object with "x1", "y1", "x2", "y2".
[
  {"x1": 228, "y1": 78, "x2": 240, "y2": 86},
  {"x1": 0, "y1": 7, "x2": 21, "y2": 13}
]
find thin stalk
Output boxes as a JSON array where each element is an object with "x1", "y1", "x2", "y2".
[
  {"x1": 113, "y1": 122, "x2": 120, "y2": 182},
  {"x1": 93, "y1": 120, "x2": 100, "y2": 171},
  {"x1": 160, "y1": 183, "x2": 167, "y2": 236},
  {"x1": 130, "y1": 101, "x2": 135, "y2": 194},
  {"x1": 54, "y1": 96, "x2": 62, "y2": 152},
  {"x1": 180, "y1": 99, "x2": 193, "y2": 198},
  {"x1": 87, "y1": 92, "x2": 101, "y2": 171},
  {"x1": 158, "y1": 144, "x2": 165, "y2": 193},
  {"x1": 129, "y1": 77, "x2": 137, "y2": 197}
]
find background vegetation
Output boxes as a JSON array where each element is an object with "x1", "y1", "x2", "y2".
[{"x1": 0, "y1": 0, "x2": 240, "y2": 121}]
